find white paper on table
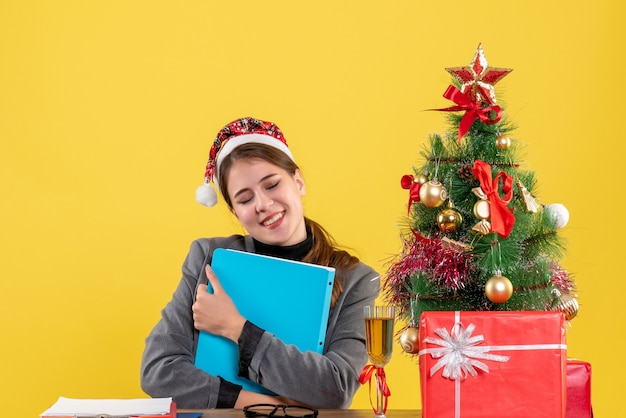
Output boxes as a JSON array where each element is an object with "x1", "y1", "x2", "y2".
[{"x1": 40, "y1": 396, "x2": 172, "y2": 416}]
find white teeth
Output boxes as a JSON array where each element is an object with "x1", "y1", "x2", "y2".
[{"x1": 263, "y1": 213, "x2": 283, "y2": 226}]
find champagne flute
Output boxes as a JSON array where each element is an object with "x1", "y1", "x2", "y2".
[{"x1": 364, "y1": 305, "x2": 396, "y2": 418}]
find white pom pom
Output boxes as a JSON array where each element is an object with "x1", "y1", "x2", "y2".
[
  {"x1": 195, "y1": 183, "x2": 218, "y2": 207},
  {"x1": 545, "y1": 203, "x2": 569, "y2": 229}
]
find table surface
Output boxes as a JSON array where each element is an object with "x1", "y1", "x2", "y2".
[{"x1": 178, "y1": 409, "x2": 422, "y2": 418}]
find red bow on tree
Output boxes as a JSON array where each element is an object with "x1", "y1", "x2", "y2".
[
  {"x1": 473, "y1": 160, "x2": 515, "y2": 238},
  {"x1": 401, "y1": 175, "x2": 421, "y2": 214},
  {"x1": 434, "y1": 85, "x2": 503, "y2": 142}
]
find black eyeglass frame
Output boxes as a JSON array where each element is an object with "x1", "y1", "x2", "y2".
[{"x1": 243, "y1": 404, "x2": 318, "y2": 418}]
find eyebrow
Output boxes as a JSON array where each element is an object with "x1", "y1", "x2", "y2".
[{"x1": 232, "y1": 173, "x2": 280, "y2": 199}]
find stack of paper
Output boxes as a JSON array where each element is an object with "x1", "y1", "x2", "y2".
[{"x1": 40, "y1": 397, "x2": 174, "y2": 417}]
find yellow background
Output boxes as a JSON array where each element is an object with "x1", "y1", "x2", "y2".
[{"x1": 1, "y1": 1, "x2": 623, "y2": 417}]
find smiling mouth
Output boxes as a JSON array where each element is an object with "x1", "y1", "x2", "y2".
[{"x1": 262, "y1": 212, "x2": 284, "y2": 227}]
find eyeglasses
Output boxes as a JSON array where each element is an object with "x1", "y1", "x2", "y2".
[{"x1": 243, "y1": 404, "x2": 318, "y2": 418}]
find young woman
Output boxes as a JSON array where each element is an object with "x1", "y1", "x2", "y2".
[{"x1": 140, "y1": 117, "x2": 380, "y2": 409}]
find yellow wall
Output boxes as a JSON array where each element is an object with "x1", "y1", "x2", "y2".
[{"x1": 1, "y1": 1, "x2": 623, "y2": 417}]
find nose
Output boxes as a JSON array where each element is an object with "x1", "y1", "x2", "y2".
[{"x1": 255, "y1": 191, "x2": 273, "y2": 212}]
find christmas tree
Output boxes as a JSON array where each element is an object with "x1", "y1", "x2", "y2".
[{"x1": 385, "y1": 44, "x2": 578, "y2": 353}]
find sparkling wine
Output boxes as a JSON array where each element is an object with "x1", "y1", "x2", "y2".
[{"x1": 365, "y1": 317, "x2": 395, "y2": 367}]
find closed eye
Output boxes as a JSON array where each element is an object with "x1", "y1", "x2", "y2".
[
  {"x1": 266, "y1": 180, "x2": 280, "y2": 190},
  {"x1": 235, "y1": 192, "x2": 254, "y2": 205}
]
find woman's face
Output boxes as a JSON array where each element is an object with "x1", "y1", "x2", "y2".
[{"x1": 225, "y1": 158, "x2": 307, "y2": 246}]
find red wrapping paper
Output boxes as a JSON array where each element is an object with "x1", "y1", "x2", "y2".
[
  {"x1": 418, "y1": 311, "x2": 567, "y2": 418},
  {"x1": 566, "y1": 359, "x2": 593, "y2": 418}
]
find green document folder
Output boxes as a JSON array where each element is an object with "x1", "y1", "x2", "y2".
[{"x1": 194, "y1": 248, "x2": 335, "y2": 394}]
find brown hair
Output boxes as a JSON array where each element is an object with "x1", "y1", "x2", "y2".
[{"x1": 217, "y1": 143, "x2": 359, "y2": 308}]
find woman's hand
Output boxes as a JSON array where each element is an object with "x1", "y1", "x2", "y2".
[{"x1": 193, "y1": 265, "x2": 247, "y2": 343}]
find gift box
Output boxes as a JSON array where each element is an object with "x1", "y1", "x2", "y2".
[
  {"x1": 566, "y1": 359, "x2": 593, "y2": 418},
  {"x1": 418, "y1": 311, "x2": 567, "y2": 418}
]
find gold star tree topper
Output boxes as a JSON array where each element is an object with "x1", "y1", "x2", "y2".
[{"x1": 445, "y1": 43, "x2": 513, "y2": 105}]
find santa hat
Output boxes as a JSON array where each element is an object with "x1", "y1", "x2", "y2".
[{"x1": 195, "y1": 117, "x2": 295, "y2": 207}]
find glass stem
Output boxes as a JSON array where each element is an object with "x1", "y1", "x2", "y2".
[{"x1": 375, "y1": 371, "x2": 385, "y2": 417}]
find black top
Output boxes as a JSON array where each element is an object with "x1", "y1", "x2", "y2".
[{"x1": 252, "y1": 227, "x2": 313, "y2": 261}]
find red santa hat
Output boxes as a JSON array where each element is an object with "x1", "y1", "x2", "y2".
[{"x1": 195, "y1": 117, "x2": 295, "y2": 207}]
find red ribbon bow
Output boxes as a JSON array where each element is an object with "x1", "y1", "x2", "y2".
[
  {"x1": 359, "y1": 364, "x2": 391, "y2": 414},
  {"x1": 472, "y1": 160, "x2": 515, "y2": 238},
  {"x1": 401, "y1": 175, "x2": 421, "y2": 214},
  {"x1": 434, "y1": 85, "x2": 503, "y2": 142}
]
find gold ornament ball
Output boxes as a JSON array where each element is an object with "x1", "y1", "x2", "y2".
[
  {"x1": 485, "y1": 275, "x2": 513, "y2": 303},
  {"x1": 399, "y1": 326, "x2": 420, "y2": 354},
  {"x1": 415, "y1": 173, "x2": 429, "y2": 184},
  {"x1": 554, "y1": 293, "x2": 579, "y2": 320},
  {"x1": 419, "y1": 180, "x2": 448, "y2": 208},
  {"x1": 495, "y1": 135, "x2": 511, "y2": 150},
  {"x1": 437, "y1": 207, "x2": 463, "y2": 233}
]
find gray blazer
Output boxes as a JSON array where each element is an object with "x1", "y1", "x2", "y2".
[{"x1": 140, "y1": 235, "x2": 380, "y2": 409}]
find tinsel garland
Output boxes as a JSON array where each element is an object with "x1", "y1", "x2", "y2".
[
  {"x1": 385, "y1": 234, "x2": 477, "y2": 307},
  {"x1": 549, "y1": 262, "x2": 576, "y2": 294}
]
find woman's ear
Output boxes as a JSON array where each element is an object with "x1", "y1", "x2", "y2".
[{"x1": 294, "y1": 169, "x2": 306, "y2": 196}]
